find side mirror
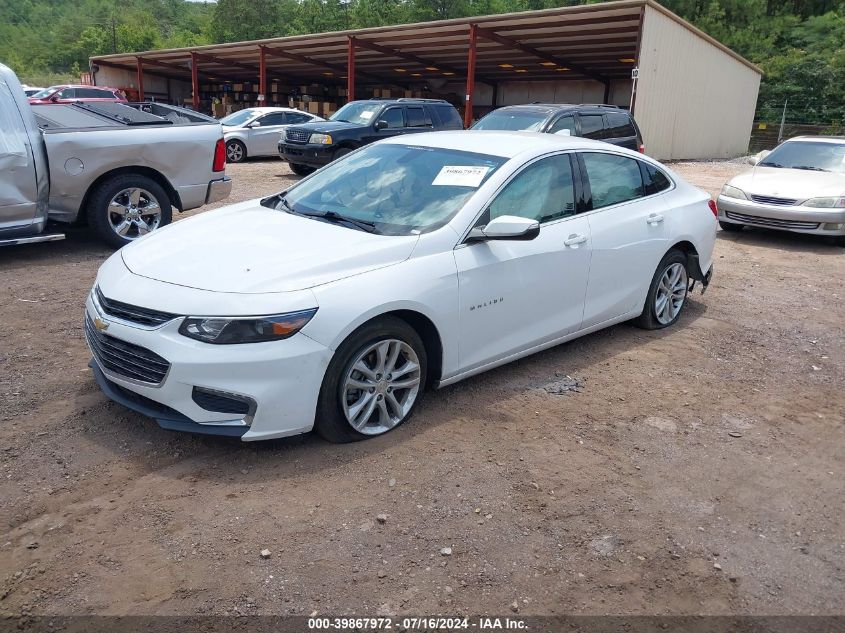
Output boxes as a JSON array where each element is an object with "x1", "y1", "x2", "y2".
[
  {"x1": 554, "y1": 129, "x2": 572, "y2": 136},
  {"x1": 750, "y1": 149, "x2": 770, "y2": 165},
  {"x1": 466, "y1": 214, "x2": 540, "y2": 242},
  {"x1": 49, "y1": 94, "x2": 60, "y2": 102},
  {"x1": 375, "y1": 120, "x2": 388, "y2": 130},
  {"x1": 247, "y1": 121, "x2": 260, "y2": 128}
]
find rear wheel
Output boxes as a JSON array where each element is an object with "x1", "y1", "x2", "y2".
[
  {"x1": 88, "y1": 174, "x2": 172, "y2": 248},
  {"x1": 289, "y1": 163, "x2": 315, "y2": 176},
  {"x1": 315, "y1": 317, "x2": 427, "y2": 443},
  {"x1": 634, "y1": 250, "x2": 689, "y2": 330},
  {"x1": 226, "y1": 139, "x2": 246, "y2": 163},
  {"x1": 719, "y1": 221, "x2": 744, "y2": 232}
]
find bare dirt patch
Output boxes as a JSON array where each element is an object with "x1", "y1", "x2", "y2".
[{"x1": 1, "y1": 158, "x2": 842, "y2": 617}]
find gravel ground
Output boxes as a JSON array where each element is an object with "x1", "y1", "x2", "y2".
[{"x1": 0, "y1": 157, "x2": 842, "y2": 618}]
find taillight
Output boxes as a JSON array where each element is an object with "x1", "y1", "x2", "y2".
[
  {"x1": 638, "y1": 144, "x2": 645, "y2": 153},
  {"x1": 213, "y1": 138, "x2": 226, "y2": 172},
  {"x1": 708, "y1": 199, "x2": 718, "y2": 217}
]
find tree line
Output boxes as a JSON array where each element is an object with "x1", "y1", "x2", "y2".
[{"x1": 1, "y1": 0, "x2": 842, "y2": 126}]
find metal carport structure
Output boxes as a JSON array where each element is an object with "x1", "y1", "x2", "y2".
[{"x1": 91, "y1": 0, "x2": 762, "y2": 159}]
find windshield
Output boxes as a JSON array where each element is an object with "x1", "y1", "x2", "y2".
[
  {"x1": 30, "y1": 86, "x2": 59, "y2": 99},
  {"x1": 759, "y1": 141, "x2": 845, "y2": 173},
  {"x1": 281, "y1": 144, "x2": 507, "y2": 235},
  {"x1": 330, "y1": 101, "x2": 382, "y2": 125},
  {"x1": 472, "y1": 109, "x2": 550, "y2": 131},
  {"x1": 219, "y1": 109, "x2": 259, "y2": 126}
]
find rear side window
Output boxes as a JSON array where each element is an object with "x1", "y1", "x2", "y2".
[
  {"x1": 581, "y1": 152, "x2": 644, "y2": 209},
  {"x1": 605, "y1": 112, "x2": 637, "y2": 138},
  {"x1": 548, "y1": 115, "x2": 576, "y2": 136},
  {"x1": 435, "y1": 105, "x2": 463, "y2": 129},
  {"x1": 287, "y1": 112, "x2": 312, "y2": 124},
  {"x1": 642, "y1": 163, "x2": 672, "y2": 195},
  {"x1": 406, "y1": 107, "x2": 432, "y2": 128},
  {"x1": 579, "y1": 114, "x2": 605, "y2": 139}
]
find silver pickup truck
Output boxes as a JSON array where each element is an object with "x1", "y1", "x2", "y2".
[{"x1": 0, "y1": 62, "x2": 231, "y2": 248}]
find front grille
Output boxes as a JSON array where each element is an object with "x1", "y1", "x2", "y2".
[
  {"x1": 749, "y1": 194, "x2": 798, "y2": 206},
  {"x1": 85, "y1": 314, "x2": 171, "y2": 385},
  {"x1": 285, "y1": 128, "x2": 310, "y2": 143},
  {"x1": 726, "y1": 211, "x2": 820, "y2": 230},
  {"x1": 192, "y1": 387, "x2": 252, "y2": 415},
  {"x1": 96, "y1": 286, "x2": 178, "y2": 327}
]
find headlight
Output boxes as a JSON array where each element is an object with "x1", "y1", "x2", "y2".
[
  {"x1": 179, "y1": 309, "x2": 317, "y2": 344},
  {"x1": 721, "y1": 184, "x2": 747, "y2": 200},
  {"x1": 803, "y1": 196, "x2": 845, "y2": 208},
  {"x1": 309, "y1": 133, "x2": 333, "y2": 145}
]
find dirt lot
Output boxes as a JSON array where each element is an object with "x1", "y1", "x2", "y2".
[{"x1": 0, "y1": 158, "x2": 842, "y2": 618}]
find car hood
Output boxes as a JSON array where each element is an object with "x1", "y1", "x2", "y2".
[
  {"x1": 120, "y1": 201, "x2": 419, "y2": 294},
  {"x1": 730, "y1": 166, "x2": 845, "y2": 200},
  {"x1": 288, "y1": 120, "x2": 364, "y2": 135}
]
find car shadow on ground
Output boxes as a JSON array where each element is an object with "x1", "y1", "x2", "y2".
[
  {"x1": 717, "y1": 226, "x2": 843, "y2": 254},
  {"x1": 77, "y1": 299, "x2": 710, "y2": 483}
]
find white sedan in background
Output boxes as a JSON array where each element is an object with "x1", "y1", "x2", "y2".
[
  {"x1": 220, "y1": 107, "x2": 324, "y2": 162},
  {"x1": 84, "y1": 132, "x2": 716, "y2": 443},
  {"x1": 717, "y1": 136, "x2": 845, "y2": 242}
]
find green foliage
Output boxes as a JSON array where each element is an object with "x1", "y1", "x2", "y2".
[{"x1": 0, "y1": 0, "x2": 842, "y2": 124}]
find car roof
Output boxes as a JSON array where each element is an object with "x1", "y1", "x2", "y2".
[
  {"x1": 380, "y1": 130, "x2": 631, "y2": 159},
  {"x1": 50, "y1": 84, "x2": 120, "y2": 90},
  {"x1": 493, "y1": 103, "x2": 624, "y2": 114},
  {"x1": 243, "y1": 107, "x2": 313, "y2": 114},
  {"x1": 785, "y1": 136, "x2": 845, "y2": 145}
]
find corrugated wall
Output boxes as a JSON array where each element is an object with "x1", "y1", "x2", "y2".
[{"x1": 636, "y1": 4, "x2": 761, "y2": 160}]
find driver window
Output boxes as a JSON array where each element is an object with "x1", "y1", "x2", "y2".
[
  {"x1": 485, "y1": 154, "x2": 576, "y2": 225},
  {"x1": 379, "y1": 107, "x2": 405, "y2": 129},
  {"x1": 548, "y1": 115, "x2": 575, "y2": 136}
]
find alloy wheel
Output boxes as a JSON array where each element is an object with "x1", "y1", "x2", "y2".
[
  {"x1": 654, "y1": 262, "x2": 688, "y2": 325},
  {"x1": 107, "y1": 187, "x2": 162, "y2": 240}
]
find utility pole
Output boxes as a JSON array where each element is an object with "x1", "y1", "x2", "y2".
[{"x1": 778, "y1": 98, "x2": 788, "y2": 143}]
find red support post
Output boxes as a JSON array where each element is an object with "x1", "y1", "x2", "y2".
[
  {"x1": 259, "y1": 46, "x2": 267, "y2": 106},
  {"x1": 191, "y1": 52, "x2": 200, "y2": 111},
  {"x1": 136, "y1": 57, "x2": 144, "y2": 101},
  {"x1": 464, "y1": 24, "x2": 477, "y2": 129},
  {"x1": 347, "y1": 36, "x2": 356, "y2": 102}
]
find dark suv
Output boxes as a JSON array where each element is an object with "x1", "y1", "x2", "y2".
[
  {"x1": 279, "y1": 98, "x2": 463, "y2": 174},
  {"x1": 472, "y1": 104, "x2": 645, "y2": 153}
]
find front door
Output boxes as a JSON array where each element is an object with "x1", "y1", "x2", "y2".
[
  {"x1": 0, "y1": 77, "x2": 38, "y2": 232},
  {"x1": 578, "y1": 151, "x2": 670, "y2": 328},
  {"x1": 362, "y1": 107, "x2": 406, "y2": 145},
  {"x1": 249, "y1": 112, "x2": 289, "y2": 156},
  {"x1": 454, "y1": 153, "x2": 592, "y2": 373}
]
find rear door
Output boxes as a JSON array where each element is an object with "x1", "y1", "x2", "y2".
[
  {"x1": 603, "y1": 111, "x2": 639, "y2": 151},
  {"x1": 0, "y1": 77, "x2": 39, "y2": 231},
  {"x1": 578, "y1": 150, "x2": 670, "y2": 328},
  {"x1": 249, "y1": 111, "x2": 290, "y2": 156},
  {"x1": 576, "y1": 112, "x2": 607, "y2": 142}
]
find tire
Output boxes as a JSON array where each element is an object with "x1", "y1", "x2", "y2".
[
  {"x1": 87, "y1": 174, "x2": 172, "y2": 249},
  {"x1": 634, "y1": 249, "x2": 689, "y2": 330},
  {"x1": 719, "y1": 221, "x2": 744, "y2": 232},
  {"x1": 289, "y1": 163, "x2": 315, "y2": 176},
  {"x1": 315, "y1": 316, "x2": 427, "y2": 443},
  {"x1": 332, "y1": 146, "x2": 354, "y2": 162},
  {"x1": 226, "y1": 139, "x2": 246, "y2": 163}
]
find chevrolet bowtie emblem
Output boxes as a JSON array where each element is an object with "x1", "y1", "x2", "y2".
[{"x1": 93, "y1": 317, "x2": 109, "y2": 332}]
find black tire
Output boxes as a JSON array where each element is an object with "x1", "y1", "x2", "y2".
[
  {"x1": 315, "y1": 316, "x2": 427, "y2": 443},
  {"x1": 87, "y1": 174, "x2": 172, "y2": 249},
  {"x1": 225, "y1": 139, "x2": 247, "y2": 163},
  {"x1": 289, "y1": 163, "x2": 315, "y2": 176},
  {"x1": 719, "y1": 221, "x2": 744, "y2": 232},
  {"x1": 634, "y1": 249, "x2": 689, "y2": 330},
  {"x1": 332, "y1": 146, "x2": 354, "y2": 162}
]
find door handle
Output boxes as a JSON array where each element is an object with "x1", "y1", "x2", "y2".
[
  {"x1": 647, "y1": 213, "x2": 665, "y2": 224},
  {"x1": 564, "y1": 233, "x2": 587, "y2": 247}
]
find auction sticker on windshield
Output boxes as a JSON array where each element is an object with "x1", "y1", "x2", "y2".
[
  {"x1": 360, "y1": 110, "x2": 375, "y2": 120},
  {"x1": 432, "y1": 165, "x2": 490, "y2": 187}
]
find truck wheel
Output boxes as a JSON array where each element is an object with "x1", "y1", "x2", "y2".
[
  {"x1": 88, "y1": 174, "x2": 172, "y2": 248},
  {"x1": 226, "y1": 139, "x2": 246, "y2": 163},
  {"x1": 289, "y1": 163, "x2": 315, "y2": 176}
]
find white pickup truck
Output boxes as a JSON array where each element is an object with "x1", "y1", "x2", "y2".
[{"x1": 0, "y1": 62, "x2": 231, "y2": 248}]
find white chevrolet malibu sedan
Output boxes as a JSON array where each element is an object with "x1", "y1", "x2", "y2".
[{"x1": 85, "y1": 131, "x2": 716, "y2": 443}]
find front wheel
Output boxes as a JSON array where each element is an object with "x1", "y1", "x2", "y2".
[
  {"x1": 315, "y1": 317, "x2": 427, "y2": 443},
  {"x1": 289, "y1": 163, "x2": 315, "y2": 176},
  {"x1": 87, "y1": 174, "x2": 172, "y2": 248},
  {"x1": 719, "y1": 221, "x2": 744, "y2": 232},
  {"x1": 634, "y1": 250, "x2": 689, "y2": 330}
]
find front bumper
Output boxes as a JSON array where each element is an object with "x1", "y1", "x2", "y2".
[
  {"x1": 206, "y1": 177, "x2": 232, "y2": 205},
  {"x1": 84, "y1": 292, "x2": 332, "y2": 441},
  {"x1": 278, "y1": 141, "x2": 335, "y2": 167},
  {"x1": 717, "y1": 196, "x2": 845, "y2": 236}
]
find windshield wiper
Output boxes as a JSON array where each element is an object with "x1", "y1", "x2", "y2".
[
  {"x1": 793, "y1": 165, "x2": 828, "y2": 172},
  {"x1": 758, "y1": 161, "x2": 783, "y2": 168},
  {"x1": 301, "y1": 210, "x2": 377, "y2": 233}
]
